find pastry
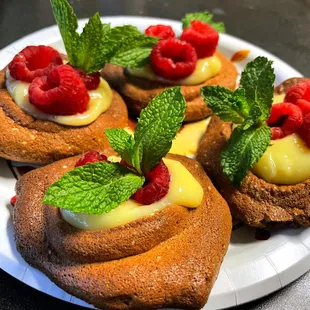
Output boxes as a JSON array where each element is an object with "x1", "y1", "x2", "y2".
[
  {"x1": 102, "y1": 12, "x2": 238, "y2": 122},
  {"x1": 197, "y1": 56, "x2": 310, "y2": 227},
  {"x1": 13, "y1": 86, "x2": 232, "y2": 309},
  {"x1": 0, "y1": 0, "x2": 158, "y2": 164}
]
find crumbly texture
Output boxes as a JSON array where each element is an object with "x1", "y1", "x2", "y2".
[
  {"x1": 101, "y1": 50, "x2": 238, "y2": 122},
  {"x1": 0, "y1": 69, "x2": 128, "y2": 164},
  {"x1": 197, "y1": 77, "x2": 310, "y2": 228},
  {"x1": 14, "y1": 154, "x2": 232, "y2": 310}
]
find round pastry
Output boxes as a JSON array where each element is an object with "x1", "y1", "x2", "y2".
[
  {"x1": 13, "y1": 152, "x2": 231, "y2": 310},
  {"x1": 0, "y1": 68, "x2": 128, "y2": 164},
  {"x1": 197, "y1": 69, "x2": 310, "y2": 228},
  {"x1": 101, "y1": 14, "x2": 238, "y2": 122}
]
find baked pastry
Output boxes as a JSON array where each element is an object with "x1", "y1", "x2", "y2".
[
  {"x1": 197, "y1": 56, "x2": 310, "y2": 227},
  {"x1": 13, "y1": 86, "x2": 232, "y2": 309},
  {"x1": 0, "y1": 0, "x2": 160, "y2": 164},
  {"x1": 102, "y1": 13, "x2": 238, "y2": 122}
]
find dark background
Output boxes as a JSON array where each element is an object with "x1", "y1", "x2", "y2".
[{"x1": 1, "y1": 0, "x2": 310, "y2": 309}]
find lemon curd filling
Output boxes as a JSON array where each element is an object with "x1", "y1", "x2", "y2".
[
  {"x1": 252, "y1": 94, "x2": 310, "y2": 185},
  {"x1": 127, "y1": 56, "x2": 222, "y2": 86},
  {"x1": 61, "y1": 158, "x2": 204, "y2": 230},
  {"x1": 170, "y1": 117, "x2": 211, "y2": 157},
  {"x1": 5, "y1": 70, "x2": 112, "y2": 126}
]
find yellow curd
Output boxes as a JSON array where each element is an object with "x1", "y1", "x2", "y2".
[
  {"x1": 5, "y1": 70, "x2": 112, "y2": 126},
  {"x1": 61, "y1": 158, "x2": 203, "y2": 230},
  {"x1": 252, "y1": 94, "x2": 310, "y2": 185},
  {"x1": 127, "y1": 56, "x2": 221, "y2": 86}
]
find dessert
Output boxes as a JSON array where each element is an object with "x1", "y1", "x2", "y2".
[
  {"x1": 197, "y1": 56, "x2": 310, "y2": 227},
  {"x1": 102, "y1": 12, "x2": 238, "y2": 122},
  {"x1": 0, "y1": 0, "x2": 158, "y2": 164},
  {"x1": 13, "y1": 87, "x2": 231, "y2": 309}
]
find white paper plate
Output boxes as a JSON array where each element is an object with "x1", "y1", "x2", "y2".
[{"x1": 0, "y1": 16, "x2": 308, "y2": 310}]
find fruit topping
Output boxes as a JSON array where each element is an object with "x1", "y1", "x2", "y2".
[
  {"x1": 150, "y1": 38, "x2": 197, "y2": 80},
  {"x1": 75, "y1": 150, "x2": 108, "y2": 167},
  {"x1": 28, "y1": 64, "x2": 90, "y2": 115},
  {"x1": 10, "y1": 195, "x2": 17, "y2": 207},
  {"x1": 267, "y1": 102, "x2": 303, "y2": 139},
  {"x1": 298, "y1": 114, "x2": 310, "y2": 148},
  {"x1": 145, "y1": 24, "x2": 175, "y2": 40},
  {"x1": 180, "y1": 20, "x2": 219, "y2": 58},
  {"x1": 284, "y1": 80, "x2": 310, "y2": 104},
  {"x1": 74, "y1": 68, "x2": 101, "y2": 90},
  {"x1": 8, "y1": 45, "x2": 62, "y2": 83},
  {"x1": 295, "y1": 99, "x2": 310, "y2": 116},
  {"x1": 132, "y1": 160, "x2": 170, "y2": 205}
]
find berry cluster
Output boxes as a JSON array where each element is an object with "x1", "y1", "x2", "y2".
[
  {"x1": 267, "y1": 81, "x2": 310, "y2": 147},
  {"x1": 75, "y1": 151, "x2": 170, "y2": 205},
  {"x1": 8, "y1": 45, "x2": 101, "y2": 115},
  {"x1": 145, "y1": 21, "x2": 219, "y2": 80}
]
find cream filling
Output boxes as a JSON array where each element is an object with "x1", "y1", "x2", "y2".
[
  {"x1": 5, "y1": 70, "x2": 112, "y2": 126},
  {"x1": 127, "y1": 56, "x2": 222, "y2": 86},
  {"x1": 61, "y1": 158, "x2": 203, "y2": 230},
  {"x1": 252, "y1": 94, "x2": 310, "y2": 185}
]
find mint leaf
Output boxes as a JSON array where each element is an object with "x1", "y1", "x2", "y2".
[
  {"x1": 105, "y1": 129, "x2": 135, "y2": 165},
  {"x1": 43, "y1": 162, "x2": 145, "y2": 214},
  {"x1": 182, "y1": 11, "x2": 225, "y2": 32},
  {"x1": 201, "y1": 86, "x2": 246, "y2": 124},
  {"x1": 134, "y1": 87, "x2": 186, "y2": 173},
  {"x1": 240, "y1": 56, "x2": 275, "y2": 121},
  {"x1": 221, "y1": 124, "x2": 271, "y2": 186},
  {"x1": 50, "y1": 0, "x2": 79, "y2": 64}
]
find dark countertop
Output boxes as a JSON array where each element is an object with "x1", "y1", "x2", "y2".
[{"x1": 1, "y1": 0, "x2": 310, "y2": 309}]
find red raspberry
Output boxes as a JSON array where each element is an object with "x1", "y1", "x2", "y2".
[
  {"x1": 145, "y1": 24, "x2": 175, "y2": 40},
  {"x1": 28, "y1": 64, "x2": 89, "y2": 115},
  {"x1": 8, "y1": 45, "x2": 62, "y2": 83},
  {"x1": 74, "y1": 68, "x2": 101, "y2": 90},
  {"x1": 284, "y1": 81, "x2": 310, "y2": 104},
  {"x1": 270, "y1": 127, "x2": 283, "y2": 140},
  {"x1": 132, "y1": 160, "x2": 170, "y2": 205},
  {"x1": 180, "y1": 20, "x2": 219, "y2": 58},
  {"x1": 267, "y1": 102, "x2": 303, "y2": 139},
  {"x1": 298, "y1": 114, "x2": 310, "y2": 148},
  {"x1": 10, "y1": 195, "x2": 17, "y2": 207},
  {"x1": 295, "y1": 99, "x2": 310, "y2": 116},
  {"x1": 75, "y1": 150, "x2": 108, "y2": 167},
  {"x1": 150, "y1": 38, "x2": 197, "y2": 80}
]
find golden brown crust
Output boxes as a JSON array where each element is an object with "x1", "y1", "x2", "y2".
[
  {"x1": 197, "y1": 77, "x2": 310, "y2": 228},
  {"x1": 0, "y1": 69, "x2": 128, "y2": 164},
  {"x1": 101, "y1": 50, "x2": 238, "y2": 122},
  {"x1": 14, "y1": 154, "x2": 231, "y2": 310}
]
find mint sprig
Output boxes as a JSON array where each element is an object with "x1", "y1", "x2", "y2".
[
  {"x1": 50, "y1": 0, "x2": 158, "y2": 73},
  {"x1": 43, "y1": 162, "x2": 145, "y2": 214},
  {"x1": 201, "y1": 57, "x2": 275, "y2": 186},
  {"x1": 182, "y1": 12, "x2": 226, "y2": 33},
  {"x1": 105, "y1": 87, "x2": 187, "y2": 174}
]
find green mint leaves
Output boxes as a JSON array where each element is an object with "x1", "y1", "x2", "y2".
[
  {"x1": 201, "y1": 57, "x2": 275, "y2": 186},
  {"x1": 43, "y1": 162, "x2": 145, "y2": 214},
  {"x1": 50, "y1": 0, "x2": 157, "y2": 73},
  {"x1": 105, "y1": 87, "x2": 187, "y2": 174},
  {"x1": 182, "y1": 12, "x2": 226, "y2": 33}
]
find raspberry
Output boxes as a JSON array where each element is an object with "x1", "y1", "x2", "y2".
[
  {"x1": 8, "y1": 45, "x2": 62, "y2": 83},
  {"x1": 145, "y1": 24, "x2": 175, "y2": 40},
  {"x1": 180, "y1": 20, "x2": 219, "y2": 58},
  {"x1": 132, "y1": 160, "x2": 170, "y2": 205},
  {"x1": 295, "y1": 99, "x2": 310, "y2": 116},
  {"x1": 10, "y1": 195, "x2": 17, "y2": 207},
  {"x1": 75, "y1": 150, "x2": 108, "y2": 167},
  {"x1": 267, "y1": 102, "x2": 303, "y2": 139},
  {"x1": 74, "y1": 68, "x2": 101, "y2": 90},
  {"x1": 150, "y1": 38, "x2": 197, "y2": 80},
  {"x1": 270, "y1": 127, "x2": 283, "y2": 140},
  {"x1": 299, "y1": 114, "x2": 310, "y2": 148},
  {"x1": 284, "y1": 81, "x2": 310, "y2": 104},
  {"x1": 28, "y1": 64, "x2": 89, "y2": 115}
]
